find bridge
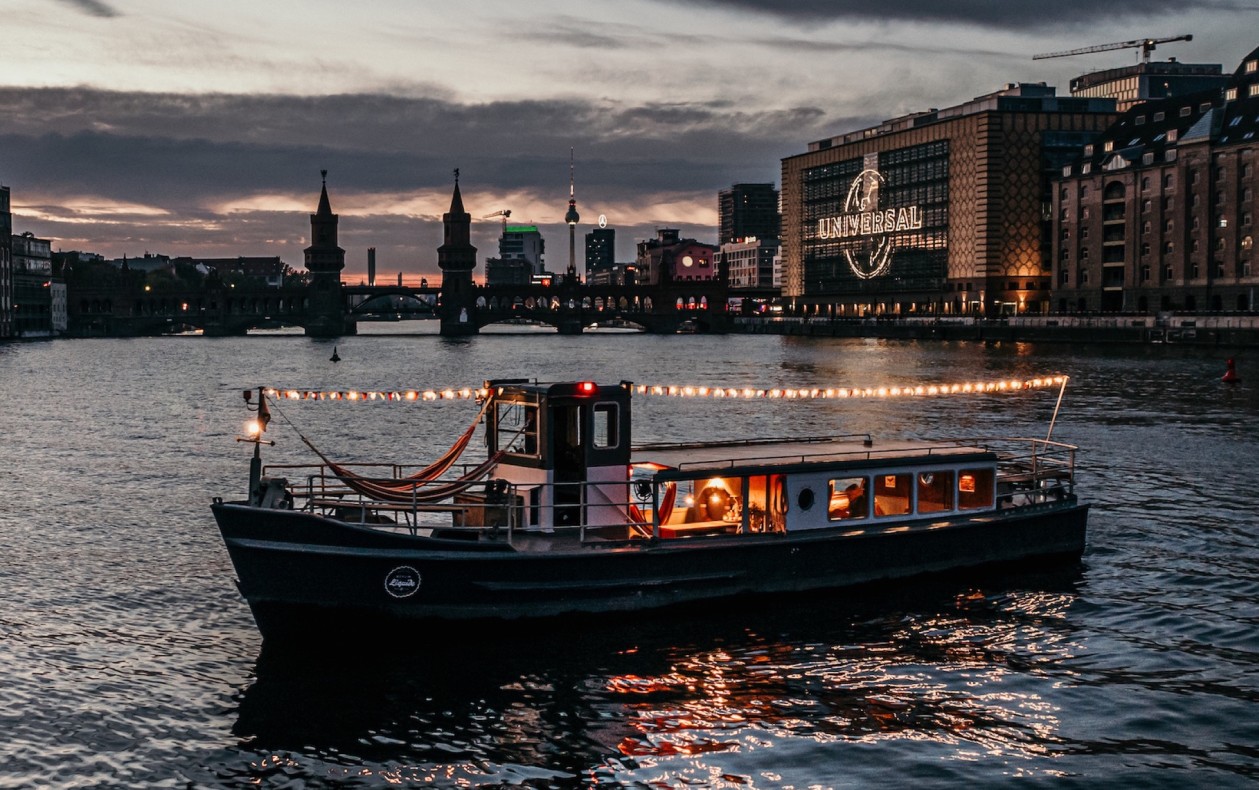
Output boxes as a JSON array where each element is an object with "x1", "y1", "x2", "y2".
[
  {"x1": 63, "y1": 176, "x2": 733, "y2": 337},
  {"x1": 65, "y1": 276, "x2": 731, "y2": 337},
  {"x1": 68, "y1": 281, "x2": 314, "y2": 336}
]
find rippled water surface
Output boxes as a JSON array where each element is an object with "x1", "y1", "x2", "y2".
[{"x1": 1, "y1": 332, "x2": 1257, "y2": 788}]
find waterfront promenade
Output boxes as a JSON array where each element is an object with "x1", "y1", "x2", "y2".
[{"x1": 736, "y1": 312, "x2": 1259, "y2": 348}]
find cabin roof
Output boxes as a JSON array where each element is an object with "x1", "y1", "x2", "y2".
[{"x1": 632, "y1": 437, "x2": 993, "y2": 475}]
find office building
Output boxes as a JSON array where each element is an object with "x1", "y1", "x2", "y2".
[
  {"x1": 485, "y1": 224, "x2": 547, "y2": 286},
  {"x1": 719, "y1": 183, "x2": 780, "y2": 244},
  {"x1": 0, "y1": 185, "x2": 11, "y2": 338},
  {"x1": 11, "y1": 231, "x2": 54, "y2": 336},
  {"x1": 719, "y1": 237, "x2": 779, "y2": 290},
  {"x1": 585, "y1": 226, "x2": 615, "y2": 277},
  {"x1": 782, "y1": 82, "x2": 1117, "y2": 316},
  {"x1": 1070, "y1": 60, "x2": 1229, "y2": 112}
]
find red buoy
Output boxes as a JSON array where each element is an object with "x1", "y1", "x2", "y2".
[{"x1": 1222, "y1": 357, "x2": 1240, "y2": 384}]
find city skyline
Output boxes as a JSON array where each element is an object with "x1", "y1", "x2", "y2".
[{"x1": 2, "y1": 0, "x2": 1256, "y2": 280}]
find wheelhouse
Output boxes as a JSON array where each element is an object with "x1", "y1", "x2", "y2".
[{"x1": 484, "y1": 379, "x2": 632, "y2": 531}]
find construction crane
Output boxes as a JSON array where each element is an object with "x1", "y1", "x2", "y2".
[
  {"x1": 482, "y1": 209, "x2": 511, "y2": 234},
  {"x1": 1033, "y1": 34, "x2": 1192, "y2": 63}
]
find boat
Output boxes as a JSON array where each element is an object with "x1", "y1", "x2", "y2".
[{"x1": 212, "y1": 378, "x2": 1088, "y2": 641}]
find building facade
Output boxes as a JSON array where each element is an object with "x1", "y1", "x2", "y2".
[
  {"x1": 635, "y1": 228, "x2": 719, "y2": 284},
  {"x1": 719, "y1": 183, "x2": 780, "y2": 244},
  {"x1": 718, "y1": 237, "x2": 780, "y2": 290},
  {"x1": 782, "y1": 83, "x2": 1117, "y2": 316},
  {"x1": 1054, "y1": 47, "x2": 1259, "y2": 314},
  {"x1": 0, "y1": 185, "x2": 11, "y2": 338},
  {"x1": 486, "y1": 224, "x2": 546, "y2": 285},
  {"x1": 1070, "y1": 60, "x2": 1228, "y2": 112},
  {"x1": 11, "y1": 231, "x2": 54, "y2": 336},
  {"x1": 585, "y1": 226, "x2": 615, "y2": 277}
]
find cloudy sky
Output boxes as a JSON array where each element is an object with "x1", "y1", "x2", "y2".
[{"x1": 1, "y1": 0, "x2": 1255, "y2": 281}]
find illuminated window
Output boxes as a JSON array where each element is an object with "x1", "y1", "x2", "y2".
[
  {"x1": 916, "y1": 471, "x2": 955, "y2": 514},
  {"x1": 958, "y1": 468, "x2": 995, "y2": 509},
  {"x1": 873, "y1": 473, "x2": 912, "y2": 517},
  {"x1": 827, "y1": 476, "x2": 869, "y2": 521}
]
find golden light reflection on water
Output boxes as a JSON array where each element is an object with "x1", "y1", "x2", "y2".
[{"x1": 602, "y1": 586, "x2": 1081, "y2": 775}]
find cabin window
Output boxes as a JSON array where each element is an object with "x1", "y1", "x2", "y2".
[
  {"x1": 745, "y1": 474, "x2": 787, "y2": 533},
  {"x1": 495, "y1": 401, "x2": 539, "y2": 456},
  {"x1": 873, "y1": 473, "x2": 912, "y2": 516},
  {"x1": 957, "y1": 468, "x2": 995, "y2": 510},
  {"x1": 695, "y1": 477, "x2": 739, "y2": 522},
  {"x1": 828, "y1": 476, "x2": 869, "y2": 521},
  {"x1": 592, "y1": 402, "x2": 619, "y2": 449},
  {"x1": 916, "y1": 470, "x2": 955, "y2": 514}
]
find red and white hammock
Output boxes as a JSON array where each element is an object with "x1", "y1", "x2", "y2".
[{"x1": 297, "y1": 396, "x2": 504, "y2": 505}]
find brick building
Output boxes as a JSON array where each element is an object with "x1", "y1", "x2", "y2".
[{"x1": 1053, "y1": 46, "x2": 1259, "y2": 313}]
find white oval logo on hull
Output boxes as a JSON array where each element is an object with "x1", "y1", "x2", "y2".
[{"x1": 384, "y1": 566, "x2": 422, "y2": 598}]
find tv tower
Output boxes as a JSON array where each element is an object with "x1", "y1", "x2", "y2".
[{"x1": 564, "y1": 148, "x2": 580, "y2": 280}]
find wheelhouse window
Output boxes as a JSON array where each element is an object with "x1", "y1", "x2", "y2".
[
  {"x1": 916, "y1": 470, "x2": 955, "y2": 514},
  {"x1": 592, "y1": 402, "x2": 619, "y2": 449},
  {"x1": 495, "y1": 401, "x2": 539, "y2": 456},
  {"x1": 828, "y1": 476, "x2": 869, "y2": 521}
]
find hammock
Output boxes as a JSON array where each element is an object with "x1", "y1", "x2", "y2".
[
  {"x1": 313, "y1": 395, "x2": 493, "y2": 490},
  {"x1": 293, "y1": 394, "x2": 504, "y2": 504},
  {"x1": 316, "y1": 451, "x2": 506, "y2": 504}
]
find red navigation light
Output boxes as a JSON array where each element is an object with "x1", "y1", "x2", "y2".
[{"x1": 577, "y1": 381, "x2": 597, "y2": 396}]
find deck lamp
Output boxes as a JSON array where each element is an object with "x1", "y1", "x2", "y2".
[{"x1": 239, "y1": 387, "x2": 274, "y2": 504}]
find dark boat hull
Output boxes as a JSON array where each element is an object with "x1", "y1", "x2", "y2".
[{"x1": 212, "y1": 500, "x2": 1088, "y2": 641}]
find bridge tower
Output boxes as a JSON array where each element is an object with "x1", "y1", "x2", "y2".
[
  {"x1": 438, "y1": 171, "x2": 479, "y2": 336},
  {"x1": 303, "y1": 170, "x2": 356, "y2": 337}
]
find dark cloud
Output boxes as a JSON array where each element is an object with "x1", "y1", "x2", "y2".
[
  {"x1": 664, "y1": 0, "x2": 1240, "y2": 29},
  {"x1": 751, "y1": 36, "x2": 1021, "y2": 61},
  {"x1": 56, "y1": 0, "x2": 119, "y2": 17},
  {"x1": 0, "y1": 88, "x2": 825, "y2": 197},
  {"x1": 0, "y1": 87, "x2": 839, "y2": 271}
]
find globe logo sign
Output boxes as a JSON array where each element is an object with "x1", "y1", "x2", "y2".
[{"x1": 816, "y1": 155, "x2": 923, "y2": 280}]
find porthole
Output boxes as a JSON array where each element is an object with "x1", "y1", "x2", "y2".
[{"x1": 797, "y1": 487, "x2": 815, "y2": 511}]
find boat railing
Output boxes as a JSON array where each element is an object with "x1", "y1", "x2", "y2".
[
  {"x1": 656, "y1": 435, "x2": 983, "y2": 471},
  {"x1": 987, "y1": 437, "x2": 1078, "y2": 506},
  {"x1": 258, "y1": 463, "x2": 652, "y2": 545}
]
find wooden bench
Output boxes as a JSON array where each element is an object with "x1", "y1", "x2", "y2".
[{"x1": 658, "y1": 520, "x2": 735, "y2": 539}]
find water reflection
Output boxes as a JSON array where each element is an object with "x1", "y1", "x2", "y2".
[{"x1": 230, "y1": 567, "x2": 1084, "y2": 786}]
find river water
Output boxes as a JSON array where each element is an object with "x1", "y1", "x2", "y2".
[{"x1": 1, "y1": 330, "x2": 1256, "y2": 788}]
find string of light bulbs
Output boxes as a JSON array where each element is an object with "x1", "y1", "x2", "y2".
[{"x1": 262, "y1": 375, "x2": 1067, "y2": 403}]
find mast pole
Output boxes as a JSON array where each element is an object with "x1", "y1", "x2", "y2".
[{"x1": 1046, "y1": 376, "x2": 1069, "y2": 442}]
